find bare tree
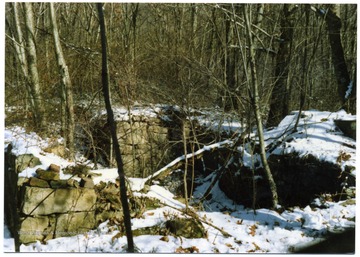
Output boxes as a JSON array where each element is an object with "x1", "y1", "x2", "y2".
[
  {"x1": 243, "y1": 4, "x2": 279, "y2": 209},
  {"x1": 267, "y1": 4, "x2": 297, "y2": 127},
  {"x1": 7, "y1": 3, "x2": 32, "y2": 113},
  {"x1": 49, "y1": 3, "x2": 75, "y2": 160},
  {"x1": 96, "y1": 3, "x2": 135, "y2": 252},
  {"x1": 23, "y1": 2, "x2": 46, "y2": 129}
]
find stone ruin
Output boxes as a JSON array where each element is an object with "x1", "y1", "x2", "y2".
[
  {"x1": 4, "y1": 148, "x2": 160, "y2": 245},
  {"x1": 4, "y1": 106, "x2": 208, "y2": 245},
  {"x1": 4, "y1": 106, "x2": 356, "y2": 245},
  {"x1": 89, "y1": 105, "x2": 196, "y2": 178}
]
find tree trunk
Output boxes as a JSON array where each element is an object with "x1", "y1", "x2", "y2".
[
  {"x1": 23, "y1": 2, "x2": 46, "y2": 129},
  {"x1": 311, "y1": 4, "x2": 352, "y2": 109},
  {"x1": 49, "y1": 2, "x2": 75, "y2": 160},
  {"x1": 11, "y1": 3, "x2": 33, "y2": 112},
  {"x1": 243, "y1": 4, "x2": 279, "y2": 209},
  {"x1": 325, "y1": 5, "x2": 351, "y2": 107},
  {"x1": 96, "y1": 3, "x2": 135, "y2": 253},
  {"x1": 267, "y1": 4, "x2": 296, "y2": 127}
]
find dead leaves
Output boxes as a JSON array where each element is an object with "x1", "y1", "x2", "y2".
[
  {"x1": 111, "y1": 232, "x2": 122, "y2": 243},
  {"x1": 159, "y1": 236, "x2": 169, "y2": 242},
  {"x1": 248, "y1": 224, "x2": 257, "y2": 237},
  {"x1": 175, "y1": 246, "x2": 199, "y2": 253},
  {"x1": 247, "y1": 242, "x2": 262, "y2": 253},
  {"x1": 337, "y1": 151, "x2": 351, "y2": 163}
]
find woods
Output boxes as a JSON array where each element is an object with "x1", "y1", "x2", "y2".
[
  {"x1": 5, "y1": 0, "x2": 356, "y2": 217},
  {"x1": 3, "y1": 3, "x2": 357, "y2": 253},
  {"x1": 5, "y1": 3, "x2": 356, "y2": 127}
]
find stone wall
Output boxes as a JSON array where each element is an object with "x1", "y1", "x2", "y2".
[
  {"x1": 91, "y1": 107, "x2": 194, "y2": 178},
  {"x1": 4, "y1": 149, "x2": 132, "y2": 245}
]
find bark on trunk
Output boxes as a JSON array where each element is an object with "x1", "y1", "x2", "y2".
[
  {"x1": 97, "y1": 3, "x2": 135, "y2": 252},
  {"x1": 23, "y1": 2, "x2": 46, "y2": 129},
  {"x1": 267, "y1": 4, "x2": 295, "y2": 127},
  {"x1": 11, "y1": 3, "x2": 33, "y2": 112},
  {"x1": 325, "y1": 5, "x2": 351, "y2": 106},
  {"x1": 49, "y1": 3, "x2": 75, "y2": 160},
  {"x1": 311, "y1": 4, "x2": 352, "y2": 108},
  {"x1": 243, "y1": 4, "x2": 279, "y2": 209}
]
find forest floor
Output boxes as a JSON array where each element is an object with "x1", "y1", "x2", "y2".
[{"x1": 2, "y1": 108, "x2": 357, "y2": 253}]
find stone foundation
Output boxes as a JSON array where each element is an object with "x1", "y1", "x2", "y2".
[{"x1": 90, "y1": 106, "x2": 195, "y2": 177}]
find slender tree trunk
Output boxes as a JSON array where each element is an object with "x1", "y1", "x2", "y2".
[
  {"x1": 49, "y1": 3, "x2": 75, "y2": 160},
  {"x1": 267, "y1": 4, "x2": 296, "y2": 127},
  {"x1": 96, "y1": 3, "x2": 135, "y2": 252},
  {"x1": 13, "y1": 3, "x2": 28, "y2": 79},
  {"x1": 23, "y1": 2, "x2": 46, "y2": 129},
  {"x1": 11, "y1": 3, "x2": 33, "y2": 112},
  {"x1": 243, "y1": 4, "x2": 279, "y2": 209}
]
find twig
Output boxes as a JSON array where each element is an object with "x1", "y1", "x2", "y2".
[{"x1": 160, "y1": 200, "x2": 232, "y2": 238}]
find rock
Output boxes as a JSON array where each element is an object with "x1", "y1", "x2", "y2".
[
  {"x1": 21, "y1": 187, "x2": 97, "y2": 215},
  {"x1": 50, "y1": 180, "x2": 69, "y2": 189},
  {"x1": 18, "y1": 216, "x2": 49, "y2": 244},
  {"x1": 43, "y1": 144, "x2": 69, "y2": 159},
  {"x1": 63, "y1": 164, "x2": 91, "y2": 177},
  {"x1": 16, "y1": 154, "x2": 41, "y2": 173},
  {"x1": 132, "y1": 225, "x2": 162, "y2": 236},
  {"x1": 334, "y1": 119, "x2": 356, "y2": 140},
  {"x1": 165, "y1": 218, "x2": 206, "y2": 238},
  {"x1": 48, "y1": 164, "x2": 60, "y2": 173},
  {"x1": 67, "y1": 179, "x2": 80, "y2": 188},
  {"x1": 55, "y1": 212, "x2": 96, "y2": 239},
  {"x1": 36, "y1": 168, "x2": 60, "y2": 181},
  {"x1": 80, "y1": 176, "x2": 95, "y2": 189},
  {"x1": 29, "y1": 177, "x2": 50, "y2": 188},
  {"x1": 17, "y1": 177, "x2": 30, "y2": 186}
]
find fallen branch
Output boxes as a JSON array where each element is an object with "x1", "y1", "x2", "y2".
[{"x1": 144, "y1": 140, "x2": 234, "y2": 185}]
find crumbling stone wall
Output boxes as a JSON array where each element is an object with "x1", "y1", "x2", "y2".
[
  {"x1": 4, "y1": 149, "x2": 161, "y2": 245},
  {"x1": 4, "y1": 150, "x2": 97, "y2": 244},
  {"x1": 91, "y1": 107, "x2": 194, "y2": 178}
]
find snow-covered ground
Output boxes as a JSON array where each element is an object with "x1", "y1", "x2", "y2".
[{"x1": 2, "y1": 109, "x2": 357, "y2": 253}]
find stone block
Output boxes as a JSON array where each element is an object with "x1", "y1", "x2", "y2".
[
  {"x1": 55, "y1": 212, "x2": 96, "y2": 238},
  {"x1": 29, "y1": 177, "x2": 50, "y2": 188},
  {"x1": 48, "y1": 163, "x2": 60, "y2": 173},
  {"x1": 19, "y1": 216, "x2": 49, "y2": 244},
  {"x1": 36, "y1": 168, "x2": 60, "y2": 181},
  {"x1": 22, "y1": 186, "x2": 97, "y2": 215}
]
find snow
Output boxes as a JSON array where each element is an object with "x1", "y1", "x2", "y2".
[
  {"x1": 261, "y1": 110, "x2": 356, "y2": 173},
  {"x1": 345, "y1": 81, "x2": 353, "y2": 100},
  {"x1": 2, "y1": 109, "x2": 357, "y2": 253}
]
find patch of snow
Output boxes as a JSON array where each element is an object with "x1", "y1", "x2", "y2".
[{"x1": 345, "y1": 81, "x2": 353, "y2": 100}]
